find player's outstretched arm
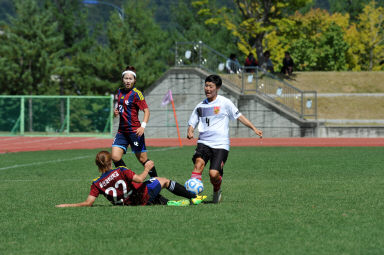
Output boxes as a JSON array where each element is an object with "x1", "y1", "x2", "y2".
[
  {"x1": 132, "y1": 160, "x2": 153, "y2": 183},
  {"x1": 56, "y1": 195, "x2": 96, "y2": 208},
  {"x1": 187, "y1": 125, "x2": 195, "y2": 139},
  {"x1": 238, "y1": 115, "x2": 263, "y2": 138}
]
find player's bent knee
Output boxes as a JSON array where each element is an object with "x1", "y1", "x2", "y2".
[
  {"x1": 112, "y1": 155, "x2": 122, "y2": 162},
  {"x1": 209, "y1": 170, "x2": 220, "y2": 179},
  {"x1": 111, "y1": 148, "x2": 124, "y2": 161},
  {"x1": 155, "y1": 177, "x2": 169, "y2": 188}
]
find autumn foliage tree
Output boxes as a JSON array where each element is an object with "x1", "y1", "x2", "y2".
[
  {"x1": 347, "y1": 1, "x2": 384, "y2": 70},
  {"x1": 192, "y1": 0, "x2": 310, "y2": 65}
]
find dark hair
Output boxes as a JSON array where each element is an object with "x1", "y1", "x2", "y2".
[
  {"x1": 264, "y1": 51, "x2": 270, "y2": 57},
  {"x1": 205, "y1": 75, "x2": 222, "y2": 87},
  {"x1": 124, "y1": 65, "x2": 136, "y2": 73},
  {"x1": 122, "y1": 65, "x2": 137, "y2": 79},
  {"x1": 95, "y1": 151, "x2": 112, "y2": 173},
  {"x1": 229, "y1": 53, "x2": 236, "y2": 60}
]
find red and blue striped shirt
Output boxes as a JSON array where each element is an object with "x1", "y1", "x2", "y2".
[{"x1": 115, "y1": 87, "x2": 148, "y2": 133}]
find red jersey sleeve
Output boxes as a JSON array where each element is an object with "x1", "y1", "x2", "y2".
[
  {"x1": 89, "y1": 183, "x2": 100, "y2": 197},
  {"x1": 137, "y1": 98, "x2": 148, "y2": 111},
  {"x1": 133, "y1": 89, "x2": 148, "y2": 110}
]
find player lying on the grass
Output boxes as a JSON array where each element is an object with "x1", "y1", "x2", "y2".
[
  {"x1": 56, "y1": 151, "x2": 206, "y2": 207},
  {"x1": 187, "y1": 74, "x2": 263, "y2": 204}
]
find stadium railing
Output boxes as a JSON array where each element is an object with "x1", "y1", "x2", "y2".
[
  {"x1": 175, "y1": 41, "x2": 317, "y2": 119},
  {"x1": 0, "y1": 95, "x2": 114, "y2": 137}
]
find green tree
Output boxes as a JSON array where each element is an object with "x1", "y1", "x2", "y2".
[
  {"x1": 316, "y1": 23, "x2": 349, "y2": 70},
  {"x1": 169, "y1": 0, "x2": 238, "y2": 58},
  {"x1": 329, "y1": 0, "x2": 384, "y2": 21},
  {"x1": 46, "y1": 0, "x2": 96, "y2": 95},
  {"x1": 0, "y1": 0, "x2": 64, "y2": 95},
  {"x1": 267, "y1": 8, "x2": 350, "y2": 71},
  {"x1": 77, "y1": 0, "x2": 172, "y2": 93},
  {"x1": 192, "y1": 0, "x2": 311, "y2": 64}
]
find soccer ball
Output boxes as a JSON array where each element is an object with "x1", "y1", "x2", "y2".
[{"x1": 184, "y1": 178, "x2": 204, "y2": 195}]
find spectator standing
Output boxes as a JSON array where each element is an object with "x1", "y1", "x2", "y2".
[
  {"x1": 261, "y1": 51, "x2": 274, "y2": 73},
  {"x1": 225, "y1": 53, "x2": 241, "y2": 74},
  {"x1": 244, "y1": 53, "x2": 258, "y2": 73}
]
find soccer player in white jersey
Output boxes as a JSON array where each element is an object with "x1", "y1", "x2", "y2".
[{"x1": 187, "y1": 74, "x2": 263, "y2": 203}]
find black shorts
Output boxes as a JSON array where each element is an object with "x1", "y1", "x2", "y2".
[{"x1": 192, "y1": 143, "x2": 229, "y2": 176}]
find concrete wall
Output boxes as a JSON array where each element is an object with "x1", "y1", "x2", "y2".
[
  {"x1": 114, "y1": 67, "x2": 384, "y2": 138},
  {"x1": 143, "y1": 67, "x2": 317, "y2": 138},
  {"x1": 317, "y1": 126, "x2": 384, "y2": 138}
]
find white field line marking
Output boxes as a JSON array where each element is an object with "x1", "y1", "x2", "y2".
[
  {"x1": 1, "y1": 179, "x2": 87, "y2": 182},
  {"x1": 0, "y1": 147, "x2": 179, "y2": 171},
  {"x1": 1, "y1": 137, "x2": 102, "y2": 148},
  {"x1": 0, "y1": 155, "x2": 92, "y2": 171}
]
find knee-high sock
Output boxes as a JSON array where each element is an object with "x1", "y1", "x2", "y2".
[
  {"x1": 167, "y1": 180, "x2": 195, "y2": 199},
  {"x1": 142, "y1": 159, "x2": 158, "y2": 177},
  {"x1": 113, "y1": 159, "x2": 126, "y2": 168},
  {"x1": 148, "y1": 166, "x2": 158, "y2": 177},
  {"x1": 211, "y1": 176, "x2": 222, "y2": 192}
]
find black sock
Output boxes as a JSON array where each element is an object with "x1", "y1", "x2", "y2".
[
  {"x1": 156, "y1": 195, "x2": 169, "y2": 205},
  {"x1": 167, "y1": 180, "x2": 196, "y2": 199},
  {"x1": 148, "y1": 166, "x2": 158, "y2": 177},
  {"x1": 147, "y1": 194, "x2": 169, "y2": 205},
  {"x1": 142, "y1": 159, "x2": 158, "y2": 177},
  {"x1": 113, "y1": 159, "x2": 126, "y2": 168}
]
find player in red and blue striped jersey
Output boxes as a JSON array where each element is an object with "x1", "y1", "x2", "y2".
[
  {"x1": 56, "y1": 151, "x2": 206, "y2": 207},
  {"x1": 112, "y1": 66, "x2": 157, "y2": 178}
]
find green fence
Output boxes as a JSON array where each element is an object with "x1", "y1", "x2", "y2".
[{"x1": 0, "y1": 95, "x2": 114, "y2": 136}]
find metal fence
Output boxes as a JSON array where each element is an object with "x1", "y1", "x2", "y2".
[
  {"x1": 175, "y1": 41, "x2": 317, "y2": 119},
  {"x1": 0, "y1": 95, "x2": 114, "y2": 136}
]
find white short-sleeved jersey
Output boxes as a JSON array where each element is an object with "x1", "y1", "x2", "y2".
[{"x1": 188, "y1": 95, "x2": 242, "y2": 150}]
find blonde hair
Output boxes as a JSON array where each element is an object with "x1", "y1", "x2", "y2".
[{"x1": 95, "y1": 151, "x2": 112, "y2": 173}]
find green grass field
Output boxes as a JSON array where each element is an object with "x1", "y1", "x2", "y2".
[{"x1": 1, "y1": 146, "x2": 384, "y2": 255}]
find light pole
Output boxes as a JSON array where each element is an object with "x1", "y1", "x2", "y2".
[{"x1": 82, "y1": 0, "x2": 124, "y2": 21}]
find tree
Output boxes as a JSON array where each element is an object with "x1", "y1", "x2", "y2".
[
  {"x1": 192, "y1": 0, "x2": 310, "y2": 64},
  {"x1": 45, "y1": 0, "x2": 96, "y2": 96},
  {"x1": 168, "y1": 0, "x2": 238, "y2": 58},
  {"x1": 0, "y1": 0, "x2": 64, "y2": 95},
  {"x1": 352, "y1": 1, "x2": 384, "y2": 70},
  {"x1": 265, "y1": 8, "x2": 350, "y2": 71},
  {"x1": 317, "y1": 23, "x2": 349, "y2": 70},
  {"x1": 72, "y1": 0, "x2": 171, "y2": 94},
  {"x1": 329, "y1": 0, "x2": 384, "y2": 22}
]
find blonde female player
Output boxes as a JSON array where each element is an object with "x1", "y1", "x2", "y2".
[{"x1": 112, "y1": 66, "x2": 157, "y2": 177}]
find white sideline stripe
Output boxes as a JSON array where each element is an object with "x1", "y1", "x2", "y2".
[
  {"x1": 0, "y1": 147, "x2": 179, "y2": 171},
  {"x1": 1, "y1": 179, "x2": 87, "y2": 182},
  {"x1": 150, "y1": 147, "x2": 179, "y2": 152},
  {"x1": 0, "y1": 155, "x2": 92, "y2": 171}
]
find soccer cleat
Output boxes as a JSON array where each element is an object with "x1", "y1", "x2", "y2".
[
  {"x1": 167, "y1": 199, "x2": 190, "y2": 207},
  {"x1": 191, "y1": 195, "x2": 207, "y2": 205},
  {"x1": 212, "y1": 189, "x2": 222, "y2": 204}
]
